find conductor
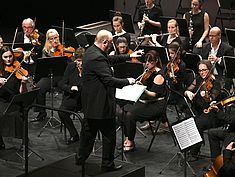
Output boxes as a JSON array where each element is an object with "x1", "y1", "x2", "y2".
[{"x1": 75, "y1": 29, "x2": 143, "y2": 172}]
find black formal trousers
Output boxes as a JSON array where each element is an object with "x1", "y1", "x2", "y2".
[{"x1": 77, "y1": 118, "x2": 116, "y2": 168}]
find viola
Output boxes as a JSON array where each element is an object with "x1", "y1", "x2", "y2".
[
  {"x1": 204, "y1": 95, "x2": 235, "y2": 114},
  {"x1": 13, "y1": 47, "x2": 24, "y2": 58},
  {"x1": 30, "y1": 29, "x2": 41, "y2": 46},
  {"x1": 203, "y1": 154, "x2": 223, "y2": 177}
]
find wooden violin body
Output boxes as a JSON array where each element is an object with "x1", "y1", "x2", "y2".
[{"x1": 53, "y1": 44, "x2": 75, "y2": 58}]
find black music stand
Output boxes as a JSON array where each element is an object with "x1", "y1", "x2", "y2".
[
  {"x1": 137, "y1": 45, "x2": 170, "y2": 65},
  {"x1": 51, "y1": 25, "x2": 79, "y2": 49},
  {"x1": 182, "y1": 52, "x2": 202, "y2": 74},
  {"x1": 84, "y1": 33, "x2": 96, "y2": 48},
  {"x1": 225, "y1": 28, "x2": 235, "y2": 48},
  {"x1": 109, "y1": 10, "x2": 135, "y2": 34},
  {"x1": 159, "y1": 16, "x2": 190, "y2": 38},
  {"x1": 159, "y1": 117, "x2": 202, "y2": 177},
  {"x1": 223, "y1": 56, "x2": 235, "y2": 78},
  {"x1": 34, "y1": 56, "x2": 68, "y2": 136},
  {"x1": 3, "y1": 88, "x2": 43, "y2": 175}
]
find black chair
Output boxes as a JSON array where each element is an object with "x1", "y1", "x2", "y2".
[
  {"x1": 182, "y1": 52, "x2": 202, "y2": 74},
  {"x1": 175, "y1": 0, "x2": 191, "y2": 17},
  {"x1": 214, "y1": 0, "x2": 235, "y2": 33},
  {"x1": 147, "y1": 85, "x2": 176, "y2": 152}
]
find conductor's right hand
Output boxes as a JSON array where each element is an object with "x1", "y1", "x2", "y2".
[{"x1": 127, "y1": 78, "x2": 136, "y2": 85}]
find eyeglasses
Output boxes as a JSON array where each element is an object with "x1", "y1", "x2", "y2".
[
  {"x1": 198, "y1": 69, "x2": 208, "y2": 73},
  {"x1": 23, "y1": 26, "x2": 33, "y2": 29},
  {"x1": 49, "y1": 36, "x2": 58, "y2": 41}
]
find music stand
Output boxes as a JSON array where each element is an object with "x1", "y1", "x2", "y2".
[
  {"x1": 225, "y1": 28, "x2": 235, "y2": 48},
  {"x1": 34, "y1": 56, "x2": 68, "y2": 136},
  {"x1": 51, "y1": 25, "x2": 79, "y2": 49},
  {"x1": 136, "y1": 45, "x2": 170, "y2": 65},
  {"x1": 159, "y1": 117, "x2": 202, "y2": 177},
  {"x1": 84, "y1": 33, "x2": 96, "y2": 48},
  {"x1": 182, "y1": 52, "x2": 202, "y2": 74},
  {"x1": 3, "y1": 88, "x2": 44, "y2": 174},
  {"x1": 109, "y1": 10, "x2": 135, "y2": 34},
  {"x1": 159, "y1": 16, "x2": 190, "y2": 38},
  {"x1": 223, "y1": 56, "x2": 235, "y2": 78}
]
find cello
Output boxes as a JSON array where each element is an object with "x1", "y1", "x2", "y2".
[{"x1": 203, "y1": 154, "x2": 223, "y2": 177}]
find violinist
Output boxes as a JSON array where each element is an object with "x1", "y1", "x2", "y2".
[
  {"x1": 0, "y1": 46, "x2": 29, "y2": 150},
  {"x1": 184, "y1": 59, "x2": 224, "y2": 162},
  {"x1": 57, "y1": 47, "x2": 85, "y2": 145},
  {"x1": 109, "y1": 36, "x2": 140, "y2": 63},
  {"x1": 42, "y1": 28, "x2": 75, "y2": 62},
  {"x1": 116, "y1": 49, "x2": 167, "y2": 152},
  {"x1": 32, "y1": 28, "x2": 65, "y2": 122},
  {"x1": 15, "y1": 18, "x2": 45, "y2": 77}
]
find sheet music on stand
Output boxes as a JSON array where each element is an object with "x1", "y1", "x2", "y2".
[
  {"x1": 171, "y1": 117, "x2": 203, "y2": 152},
  {"x1": 115, "y1": 84, "x2": 147, "y2": 103}
]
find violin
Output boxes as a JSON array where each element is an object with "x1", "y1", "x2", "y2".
[
  {"x1": 4, "y1": 60, "x2": 36, "y2": 88},
  {"x1": 53, "y1": 44, "x2": 75, "y2": 58},
  {"x1": 204, "y1": 95, "x2": 235, "y2": 114},
  {"x1": 140, "y1": 67, "x2": 156, "y2": 83},
  {"x1": 30, "y1": 29, "x2": 41, "y2": 46},
  {"x1": 166, "y1": 47, "x2": 180, "y2": 84},
  {"x1": 13, "y1": 47, "x2": 24, "y2": 58},
  {"x1": 5, "y1": 60, "x2": 28, "y2": 80},
  {"x1": 203, "y1": 154, "x2": 223, "y2": 177}
]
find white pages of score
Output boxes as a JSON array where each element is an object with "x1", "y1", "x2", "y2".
[{"x1": 115, "y1": 84, "x2": 147, "y2": 102}]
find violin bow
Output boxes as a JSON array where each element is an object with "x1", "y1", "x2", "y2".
[
  {"x1": 61, "y1": 20, "x2": 65, "y2": 56},
  {"x1": 11, "y1": 27, "x2": 18, "y2": 49}
]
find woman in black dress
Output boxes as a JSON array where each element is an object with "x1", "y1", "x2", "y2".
[{"x1": 0, "y1": 46, "x2": 29, "y2": 149}]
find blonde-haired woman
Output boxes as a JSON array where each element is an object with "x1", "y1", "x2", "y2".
[{"x1": 161, "y1": 19, "x2": 182, "y2": 47}]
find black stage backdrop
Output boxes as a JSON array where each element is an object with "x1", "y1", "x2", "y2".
[{"x1": 0, "y1": 1, "x2": 114, "y2": 42}]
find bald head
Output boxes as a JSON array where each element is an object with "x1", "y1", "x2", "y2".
[
  {"x1": 209, "y1": 26, "x2": 221, "y2": 37},
  {"x1": 95, "y1": 29, "x2": 113, "y2": 44}
]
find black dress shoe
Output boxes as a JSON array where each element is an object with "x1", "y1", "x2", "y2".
[
  {"x1": 31, "y1": 112, "x2": 47, "y2": 122},
  {"x1": 101, "y1": 165, "x2": 122, "y2": 172},
  {"x1": 66, "y1": 135, "x2": 79, "y2": 145}
]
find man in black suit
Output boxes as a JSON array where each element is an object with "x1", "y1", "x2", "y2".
[
  {"x1": 75, "y1": 29, "x2": 143, "y2": 172},
  {"x1": 197, "y1": 26, "x2": 234, "y2": 91}
]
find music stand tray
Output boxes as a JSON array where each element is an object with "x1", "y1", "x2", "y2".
[
  {"x1": 137, "y1": 45, "x2": 169, "y2": 64},
  {"x1": 34, "y1": 56, "x2": 68, "y2": 82},
  {"x1": 225, "y1": 28, "x2": 235, "y2": 48},
  {"x1": 223, "y1": 55, "x2": 235, "y2": 78}
]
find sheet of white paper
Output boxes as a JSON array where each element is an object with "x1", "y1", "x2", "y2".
[
  {"x1": 172, "y1": 117, "x2": 203, "y2": 151},
  {"x1": 115, "y1": 84, "x2": 147, "y2": 102}
]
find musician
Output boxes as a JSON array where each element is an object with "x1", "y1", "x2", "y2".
[
  {"x1": 206, "y1": 122, "x2": 235, "y2": 171},
  {"x1": 32, "y1": 29, "x2": 64, "y2": 122},
  {"x1": 117, "y1": 49, "x2": 167, "y2": 152},
  {"x1": 160, "y1": 19, "x2": 182, "y2": 48},
  {"x1": 196, "y1": 26, "x2": 234, "y2": 91},
  {"x1": 166, "y1": 41, "x2": 187, "y2": 114},
  {"x1": 109, "y1": 36, "x2": 139, "y2": 62},
  {"x1": 183, "y1": 0, "x2": 210, "y2": 52},
  {"x1": 74, "y1": 29, "x2": 142, "y2": 172},
  {"x1": 15, "y1": 18, "x2": 45, "y2": 77},
  {"x1": 137, "y1": 0, "x2": 163, "y2": 45},
  {"x1": 0, "y1": 46, "x2": 29, "y2": 150},
  {"x1": 57, "y1": 47, "x2": 85, "y2": 145},
  {"x1": 184, "y1": 59, "x2": 223, "y2": 161},
  {"x1": 218, "y1": 141, "x2": 235, "y2": 177},
  {"x1": 111, "y1": 13, "x2": 131, "y2": 48}
]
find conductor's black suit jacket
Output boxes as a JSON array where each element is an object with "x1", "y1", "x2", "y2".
[{"x1": 81, "y1": 44, "x2": 131, "y2": 120}]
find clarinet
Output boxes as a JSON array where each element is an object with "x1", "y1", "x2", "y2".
[{"x1": 188, "y1": 11, "x2": 193, "y2": 52}]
